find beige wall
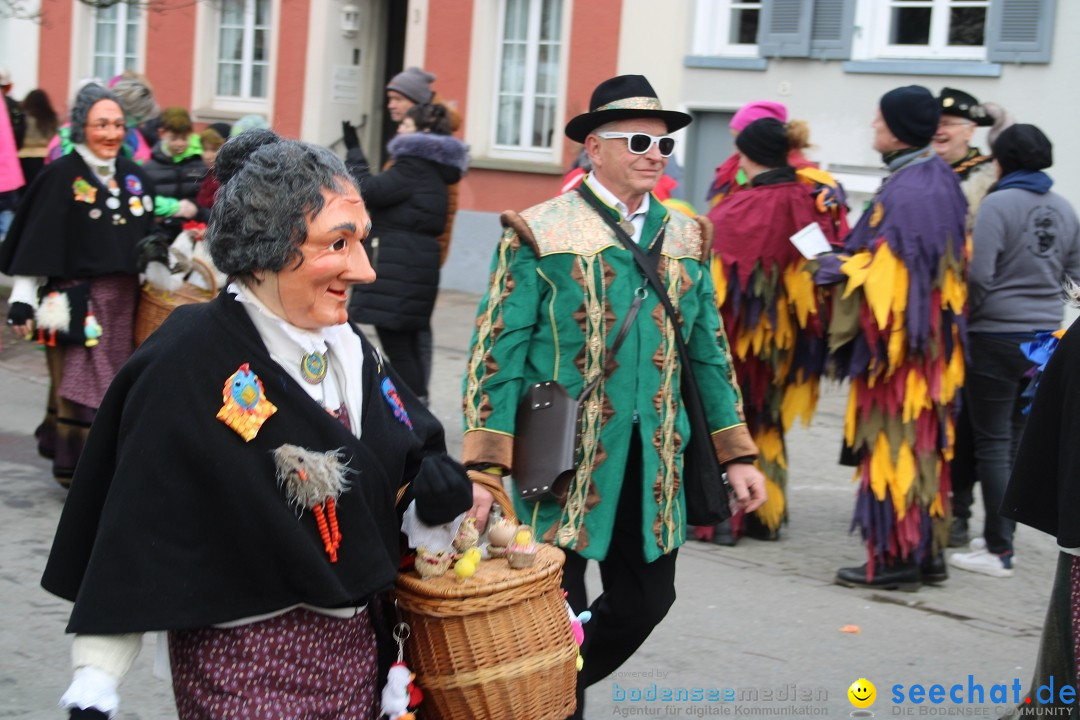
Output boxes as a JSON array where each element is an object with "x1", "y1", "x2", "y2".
[{"x1": 619, "y1": 0, "x2": 1080, "y2": 211}]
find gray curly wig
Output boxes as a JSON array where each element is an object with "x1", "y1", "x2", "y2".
[
  {"x1": 206, "y1": 130, "x2": 360, "y2": 278},
  {"x1": 69, "y1": 84, "x2": 122, "y2": 144}
]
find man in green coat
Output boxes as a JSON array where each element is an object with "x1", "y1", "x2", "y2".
[{"x1": 462, "y1": 75, "x2": 766, "y2": 718}]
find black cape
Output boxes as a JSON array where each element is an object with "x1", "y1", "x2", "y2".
[
  {"x1": 41, "y1": 291, "x2": 472, "y2": 634},
  {"x1": 0, "y1": 152, "x2": 156, "y2": 279},
  {"x1": 1002, "y1": 317, "x2": 1080, "y2": 548}
]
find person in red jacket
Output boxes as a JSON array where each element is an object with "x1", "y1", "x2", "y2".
[{"x1": 698, "y1": 118, "x2": 837, "y2": 545}]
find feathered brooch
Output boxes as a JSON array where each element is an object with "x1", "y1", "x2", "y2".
[{"x1": 273, "y1": 444, "x2": 351, "y2": 562}]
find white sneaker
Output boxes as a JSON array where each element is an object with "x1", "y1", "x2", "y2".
[
  {"x1": 948, "y1": 549, "x2": 1015, "y2": 578},
  {"x1": 967, "y1": 537, "x2": 1018, "y2": 565}
]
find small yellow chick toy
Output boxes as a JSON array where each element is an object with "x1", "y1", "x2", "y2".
[
  {"x1": 514, "y1": 527, "x2": 534, "y2": 546},
  {"x1": 463, "y1": 546, "x2": 482, "y2": 565},
  {"x1": 454, "y1": 555, "x2": 478, "y2": 582}
]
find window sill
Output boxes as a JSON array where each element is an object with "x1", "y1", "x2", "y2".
[
  {"x1": 470, "y1": 157, "x2": 565, "y2": 175},
  {"x1": 192, "y1": 108, "x2": 260, "y2": 125},
  {"x1": 842, "y1": 59, "x2": 1002, "y2": 78},
  {"x1": 684, "y1": 55, "x2": 769, "y2": 71}
]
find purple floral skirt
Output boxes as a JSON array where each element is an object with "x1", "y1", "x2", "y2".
[{"x1": 168, "y1": 608, "x2": 379, "y2": 720}]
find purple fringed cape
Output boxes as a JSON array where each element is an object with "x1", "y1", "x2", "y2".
[
  {"x1": 842, "y1": 152, "x2": 968, "y2": 358},
  {"x1": 832, "y1": 150, "x2": 969, "y2": 569}
]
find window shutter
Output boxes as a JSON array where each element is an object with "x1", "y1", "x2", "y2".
[
  {"x1": 809, "y1": 0, "x2": 855, "y2": 59},
  {"x1": 986, "y1": 0, "x2": 1055, "y2": 63},
  {"x1": 757, "y1": 0, "x2": 813, "y2": 58}
]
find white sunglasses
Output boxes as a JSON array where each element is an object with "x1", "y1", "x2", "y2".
[{"x1": 597, "y1": 131, "x2": 676, "y2": 157}]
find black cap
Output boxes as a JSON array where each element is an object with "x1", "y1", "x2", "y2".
[
  {"x1": 879, "y1": 85, "x2": 940, "y2": 148},
  {"x1": 565, "y1": 75, "x2": 691, "y2": 143},
  {"x1": 735, "y1": 118, "x2": 789, "y2": 168},
  {"x1": 992, "y1": 124, "x2": 1052, "y2": 175},
  {"x1": 939, "y1": 87, "x2": 993, "y2": 127}
]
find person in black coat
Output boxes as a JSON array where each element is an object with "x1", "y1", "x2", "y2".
[
  {"x1": 999, "y1": 316, "x2": 1080, "y2": 716},
  {"x1": 141, "y1": 106, "x2": 207, "y2": 235},
  {"x1": 345, "y1": 103, "x2": 469, "y2": 402},
  {"x1": 43, "y1": 130, "x2": 476, "y2": 719}
]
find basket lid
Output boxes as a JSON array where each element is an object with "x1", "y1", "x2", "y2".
[{"x1": 396, "y1": 544, "x2": 564, "y2": 600}]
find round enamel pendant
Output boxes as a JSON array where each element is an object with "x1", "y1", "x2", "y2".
[{"x1": 300, "y1": 351, "x2": 327, "y2": 384}]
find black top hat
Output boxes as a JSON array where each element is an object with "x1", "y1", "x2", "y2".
[
  {"x1": 938, "y1": 87, "x2": 993, "y2": 127},
  {"x1": 565, "y1": 75, "x2": 692, "y2": 143}
]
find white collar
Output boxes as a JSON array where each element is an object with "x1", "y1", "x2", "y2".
[
  {"x1": 584, "y1": 172, "x2": 650, "y2": 221},
  {"x1": 73, "y1": 143, "x2": 117, "y2": 181},
  {"x1": 229, "y1": 281, "x2": 347, "y2": 356}
]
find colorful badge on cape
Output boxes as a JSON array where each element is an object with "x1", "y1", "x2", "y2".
[
  {"x1": 125, "y1": 174, "x2": 143, "y2": 195},
  {"x1": 216, "y1": 362, "x2": 278, "y2": 441},
  {"x1": 142, "y1": 195, "x2": 153, "y2": 213},
  {"x1": 129, "y1": 196, "x2": 144, "y2": 217},
  {"x1": 72, "y1": 177, "x2": 96, "y2": 204},
  {"x1": 89, "y1": 208, "x2": 102, "y2": 220},
  {"x1": 381, "y1": 376, "x2": 413, "y2": 429},
  {"x1": 300, "y1": 351, "x2": 327, "y2": 384},
  {"x1": 106, "y1": 196, "x2": 121, "y2": 210}
]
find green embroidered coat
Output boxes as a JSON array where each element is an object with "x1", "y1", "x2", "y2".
[{"x1": 463, "y1": 185, "x2": 756, "y2": 562}]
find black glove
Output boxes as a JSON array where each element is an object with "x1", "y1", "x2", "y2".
[
  {"x1": 342, "y1": 120, "x2": 360, "y2": 151},
  {"x1": 7, "y1": 301, "x2": 34, "y2": 326},
  {"x1": 412, "y1": 455, "x2": 473, "y2": 526},
  {"x1": 70, "y1": 709, "x2": 110, "y2": 719},
  {"x1": 134, "y1": 231, "x2": 172, "y2": 273}
]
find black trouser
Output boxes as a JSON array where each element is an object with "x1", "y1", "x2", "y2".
[
  {"x1": 375, "y1": 326, "x2": 428, "y2": 400},
  {"x1": 964, "y1": 333, "x2": 1033, "y2": 556},
  {"x1": 561, "y1": 432, "x2": 678, "y2": 719},
  {"x1": 951, "y1": 401, "x2": 976, "y2": 521}
]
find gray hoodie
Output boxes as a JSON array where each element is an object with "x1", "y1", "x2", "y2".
[{"x1": 968, "y1": 186, "x2": 1080, "y2": 333}]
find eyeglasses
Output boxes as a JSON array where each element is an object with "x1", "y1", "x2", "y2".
[{"x1": 597, "y1": 132, "x2": 676, "y2": 157}]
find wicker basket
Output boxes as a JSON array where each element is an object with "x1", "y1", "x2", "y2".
[
  {"x1": 134, "y1": 258, "x2": 217, "y2": 347},
  {"x1": 394, "y1": 544, "x2": 578, "y2": 720}
]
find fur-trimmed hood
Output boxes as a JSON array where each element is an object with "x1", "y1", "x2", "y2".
[{"x1": 388, "y1": 132, "x2": 470, "y2": 176}]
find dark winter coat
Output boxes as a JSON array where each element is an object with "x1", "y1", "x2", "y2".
[
  {"x1": 347, "y1": 132, "x2": 468, "y2": 330},
  {"x1": 142, "y1": 135, "x2": 210, "y2": 233},
  {"x1": 41, "y1": 291, "x2": 473, "y2": 633}
]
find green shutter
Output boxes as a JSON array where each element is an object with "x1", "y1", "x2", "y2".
[
  {"x1": 986, "y1": 0, "x2": 1055, "y2": 63},
  {"x1": 809, "y1": 0, "x2": 855, "y2": 60},
  {"x1": 757, "y1": 0, "x2": 813, "y2": 58}
]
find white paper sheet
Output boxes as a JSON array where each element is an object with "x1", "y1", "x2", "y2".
[{"x1": 789, "y1": 222, "x2": 832, "y2": 259}]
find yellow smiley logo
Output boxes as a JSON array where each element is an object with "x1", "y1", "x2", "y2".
[{"x1": 848, "y1": 678, "x2": 876, "y2": 708}]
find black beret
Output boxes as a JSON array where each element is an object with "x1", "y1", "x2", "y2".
[
  {"x1": 880, "y1": 85, "x2": 940, "y2": 148},
  {"x1": 992, "y1": 124, "x2": 1052, "y2": 176},
  {"x1": 735, "y1": 118, "x2": 789, "y2": 169}
]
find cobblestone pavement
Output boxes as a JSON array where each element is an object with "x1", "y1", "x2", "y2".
[{"x1": 0, "y1": 291, "x2": 1057, "y2": 719}]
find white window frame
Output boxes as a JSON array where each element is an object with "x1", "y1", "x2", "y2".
[
  {"x1": 211, "y1": 0, "x2": 274, "y2": 112},
  {"x1": 865, "y1": 0, "x2": 990, "y2": 60},
  {"x1": 691, "y1": 0, "x2": 762, "y2": 58},
  {"x1": 91, "y1": 2, "x2": 143, "y2": 82},
  {"x1": 489, "y1": 0, "x2": 568, "y2": 162}
]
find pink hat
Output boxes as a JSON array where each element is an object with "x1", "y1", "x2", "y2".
[{"x1": 730, "y1": 101, "x2": 787, "y2": 133}]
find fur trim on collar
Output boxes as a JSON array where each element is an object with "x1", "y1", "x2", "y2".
[{"x1": 387, "y1": 132, "x2": 470, "y2": 173}]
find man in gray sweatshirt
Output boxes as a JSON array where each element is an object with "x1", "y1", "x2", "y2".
[{"x1": 950, "y1": 124, "x2": 1080, "y2": 578}]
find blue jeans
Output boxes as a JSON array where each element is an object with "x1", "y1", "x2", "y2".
[
  {"x1": 963, "y1": 333, "x2": 1036, "y2": 556},
  {"x1": 0, "y1": 208, "x2": 13, "y2": 243}
]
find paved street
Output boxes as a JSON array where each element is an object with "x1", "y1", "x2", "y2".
[{"x1": 0, "y1": 289, "x2": 1059, "y2": 719}]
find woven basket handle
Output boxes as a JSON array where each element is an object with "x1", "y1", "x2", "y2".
[{"x1": 186, "y1": 257, "x2": 219, "y2": 295}]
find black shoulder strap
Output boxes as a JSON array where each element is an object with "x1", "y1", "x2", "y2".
[{"x1": 576, "y1": 185, "x2": 716, "y2": 455}]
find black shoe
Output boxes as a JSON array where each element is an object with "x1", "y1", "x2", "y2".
[
  {"x1": 836, "y1": 561, "x2": 921, "y2": 591},
  {"x1": 921, "y1": 552, "x2": 948, "y2": 585},
  {"x1": 948, "y1": 517, "x2": 969, "y2": 548},
  {"x1": 711, "y1": 520, "x2": 737, "y2": 547},
  {"x1": 743, "y1": 514, "x2": 781, "y2": 541}
]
